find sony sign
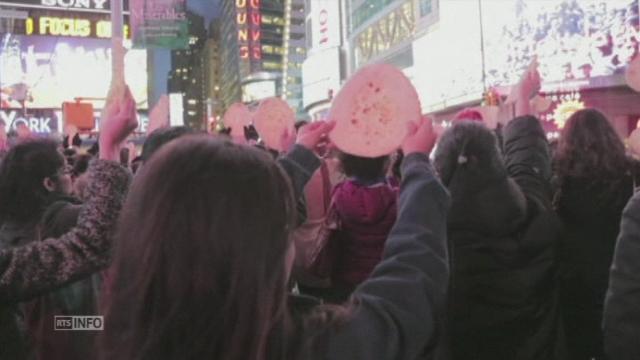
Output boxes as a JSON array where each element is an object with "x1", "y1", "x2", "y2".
[
  {"x1": 41, "y1": 0, "x2": 108, "y2": 9},
  {"x1": 0, "y1": 0, "x2": 128, "y2": 12}
]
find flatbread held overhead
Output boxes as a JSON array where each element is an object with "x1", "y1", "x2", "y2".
[
  {"x1": 328, "y1": 64, "x2": 420, "y2": 157},
  {"x1": 253, "y1": 97, "x2": 296, "y2": 152}
]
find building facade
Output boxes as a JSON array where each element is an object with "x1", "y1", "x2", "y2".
[
  {"x1": 301, "y1": 0, "x2": 346, "y2": 120},
  {"x1": 203, "y1": 21, "x2": 222, "y2": 130},
  {"x1": 281, "y1": 0, "x2": 306, "y2": 117},
  {"x1": 167, "y1": 11, "x2": 207, "y2": 129},
  {"x1": 217, "y1": 0, "x2": 309, "y2": 118}
]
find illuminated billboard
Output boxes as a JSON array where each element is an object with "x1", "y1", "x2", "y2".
[
  {"x1": 307, "y1": 0, "x2": 340, "y2": 52},
  {"x1": 242, "y1": 80, "x2": 276, "y2": 102},
  {"x1": 481, "y1": 0, "x2": 639, "y2": 90},
  {"x1": 412, "y1": 0, "x2": 638, "y2": 112},
  {"x1": 412, "y1": 0, "x2": 484, "y2": 112},
  {"x1": 302, "y1": 46, "x2": 340, "y2": 109},
  {"x1": 0, "y1": 34, "x2": 148, "y2": 109},
  {"x1": 25, "y1": 15, "x2": 130, "y2": 38}
]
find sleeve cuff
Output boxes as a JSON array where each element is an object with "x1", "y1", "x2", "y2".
[
  {"x1": 402, "y1": 153, "x2": 436, "y2": 177},
  {"x1": 286, "y1": 144, "x2": 321, "y2": 173}
]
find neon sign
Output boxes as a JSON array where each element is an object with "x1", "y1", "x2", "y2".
[
  {"x1": 25, "y1": 16, "x2": 130, "y2": 38},
  {"x1": 236, "y1": 0, "x2": 261, "y2": 60}
]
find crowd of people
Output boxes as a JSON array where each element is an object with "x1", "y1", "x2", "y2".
[{"x1": 0, "y1": 63, "x2": 640, "y2": 360}]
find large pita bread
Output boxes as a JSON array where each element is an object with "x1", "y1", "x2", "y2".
[
  {"x1": 329, "y1": 64, "x2": 420, "y2": 157},
  {"x1": 253, "y1": 97, "x2": 295, "y2": 152},
  {"x1": 626, "y1": 55, "x2": 640, "y2": 92},
  {"x1": 223, "y1": 102, "x2": 252, "y2": 138}
]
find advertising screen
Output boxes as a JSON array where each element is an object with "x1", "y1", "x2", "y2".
[
  {"x1": 482, "y1": 0, "x2": 639, "y2": 90},
  {"x1": 302, "y1": 46, "x2": 340, "y2": 109},
  {"x1": 242, "y1": 80, "x2": 276, "y2": 103},
  {"x1": 412, "y1": 0, "x2": 484, "y2": 112},
  {"x1": 0, "y1": 34, "x2": 147, "y2": 109}
]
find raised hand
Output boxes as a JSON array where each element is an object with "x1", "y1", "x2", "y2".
[
  {"x1": 280, "y1": 127, "x2": 297, "y2": 152},
  {"x1": 296, "y1": 120, "x2": 336, "y2": 152},
  {"x1": 402, "y1": 116, "x2": 437, "y2": 156},
  {"x1": 99, "y1": 86, "x2": 138, "y2": 161}
]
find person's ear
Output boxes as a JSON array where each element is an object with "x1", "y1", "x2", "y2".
[{"x1": 43, "y1": 177, "x2": 56, "y2": 192}]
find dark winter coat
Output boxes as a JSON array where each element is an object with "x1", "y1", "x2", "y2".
[
  {"x1": 0, "y1": 160, "x2": 131, "y2": 360},
  {"x1": 447, "y1": 116, "x2": 564, "y2": 360},
  {"x1": 603, "y1": 188, "x2": 640, "y2": 360},
  {"x1": 554, "y1": 171, "x2": 634, "y2": 360},
  {"x1": 331, "y1": 179, "x2": 398, "y2": 287}
]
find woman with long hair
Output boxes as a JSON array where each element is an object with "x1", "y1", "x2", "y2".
[
  {"x1": 553, "y1": 108, "x2": 636, "y2": 360},
  {"x1": 98, "y1": 119, "x2": 449, "y2": 360}
]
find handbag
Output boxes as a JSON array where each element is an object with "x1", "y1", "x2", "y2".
[{"x1": 290, "y1": 161, "x2": 339, "y2": 286}]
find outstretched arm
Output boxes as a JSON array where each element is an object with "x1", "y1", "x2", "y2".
[{"x1": 0, "y1": 85, "x2": 137, "y2": 303}]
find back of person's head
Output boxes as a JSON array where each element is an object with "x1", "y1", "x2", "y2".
[
  {"x1": 434, "y1": 121, "x2": 505, "y2": 189},
  {"x1": 100, "y1": 135, "x2": 297, "y2": 359},
  {"x1": 140, "y1": 126, "x2": 195, "y2": 163},
  {"x1": 71, "y1": 154, "x2": 92, "y2": 179},
  {"x1": 453, "y1": 108, "x2": 484, "y2": 123},
  {"x1": 338, "y1": 152, "x2": 389, "y2": 183},
  {"x1": 555, "y1": 108, "x2": 629, "y2": 179},
  {"x1": 0, "y1": 139, "x2": 66, "y2": 223}
]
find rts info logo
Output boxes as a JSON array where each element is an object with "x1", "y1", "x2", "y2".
[{"x1": 54, "y1": 316, "x2": 104, "y2": 331}]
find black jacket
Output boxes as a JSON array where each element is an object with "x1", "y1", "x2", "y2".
[
  {"x1": 554, "y1": 171, "x2": 633, "y2": 360},
  {"x1": 448, "y1": 116, "x2": 563, "y2": 360},
  {"x1": 0, "y1": 194, "x2": 82, "y2": 360},
  {"x1": 603, "y1": 190, "x2": 640, "y2": 360}
]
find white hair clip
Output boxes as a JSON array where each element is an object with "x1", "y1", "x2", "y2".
[{"x1": 457, "y1": 155, "x2": 468, "y2": 164}]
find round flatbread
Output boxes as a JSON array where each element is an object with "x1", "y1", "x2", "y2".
[
  {"x1": 328, "y1": 64, "x2": 420, "y2": 157},
  {"x1": 223, "y1": 102, "x2": 252, "y2": 138},
  {"x1": 253, "y1": 97, "x2": 295, "y2": 152},
  {"x1": 626, "y1": 55, "x2": 640, "y2": 92}
]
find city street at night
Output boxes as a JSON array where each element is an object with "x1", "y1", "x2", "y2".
[{"x1": 1, "y1": 1, "x2": 640, "y2": 359}]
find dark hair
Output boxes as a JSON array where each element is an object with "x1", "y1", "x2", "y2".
[
  {"x1": 434, "y1": 121, "x2": 506, "y2": 189},
  {"x1": 0, "y1": 139, "x2": 64, "y2": 223},
  {"x1": 294, "y1": 121, "x2": 309, "y2": 132},
  {"x1": 554, "y1": 109, "x2": 630, "y2": 181},
  {"x1": 100, "y1": 135, "x2": 353, "y2": 359},
  {"x1": 338, "y1": 152, "x2": 389, "y2": 183},
  {"x1": 140, "y1": 126, "x2": 196, "y2": 163},
  {"x1": 100, "y1": 135, "x2": 299, "y2": 359},
  {"x1": 71, "y1": 154, "x2": 92, "y2": 178},
  {"x1": 391, "y1": 150, "x2": 404, "y2": 181}
]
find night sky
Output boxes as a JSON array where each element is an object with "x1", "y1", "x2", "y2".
[{"x1": 187, "y1": 0, "x2": 220, "y2": 24}]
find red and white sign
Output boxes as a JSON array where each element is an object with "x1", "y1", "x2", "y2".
[
  {"x1": 237, "y1": 0, "x2": 261, "y2": 60},
  {"x1": 309, "y1": 0, "x2": 340, "y2": 51}
]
